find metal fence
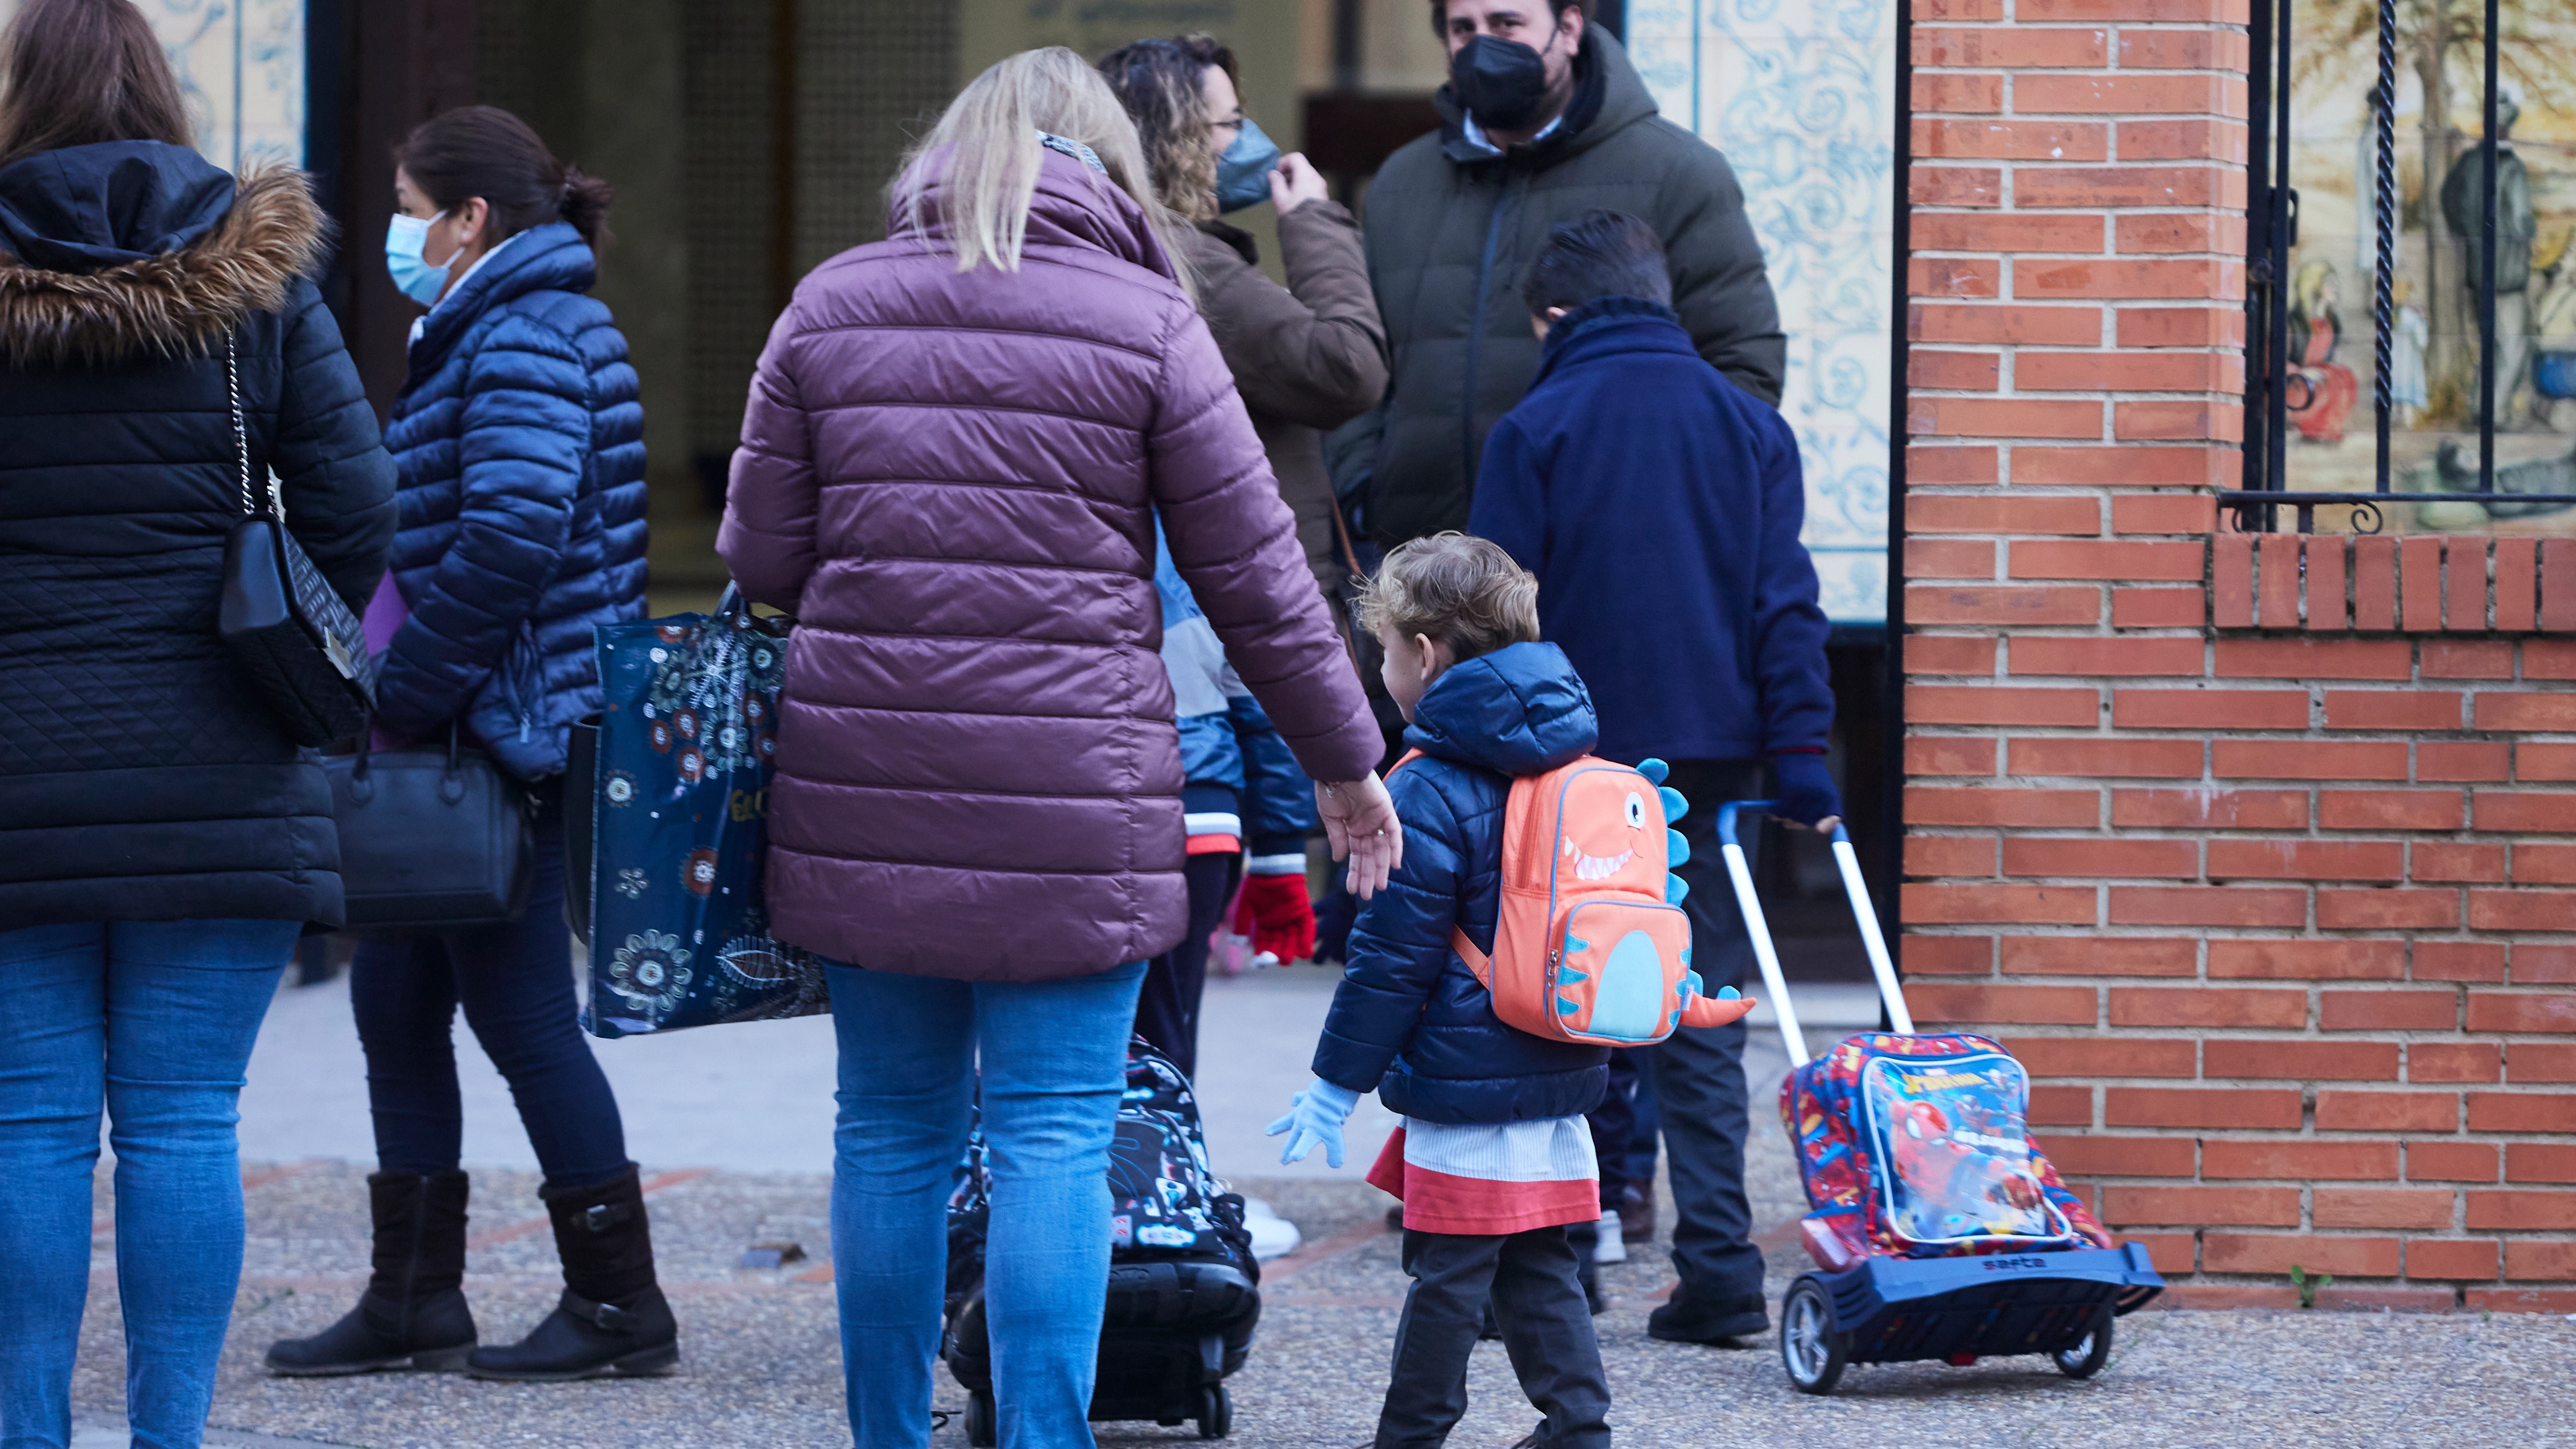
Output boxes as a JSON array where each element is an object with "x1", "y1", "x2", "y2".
[{"x1": 2232, "y1": 0, "x2": 2565, "y2": 532}]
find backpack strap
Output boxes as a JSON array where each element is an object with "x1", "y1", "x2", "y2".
[
  {"x1": 1383, "y1": 749, "x2": 1495, "y2": 989},
  {"x1": 1450, "y1": 929, "x2": 1493, "y2": 990}
]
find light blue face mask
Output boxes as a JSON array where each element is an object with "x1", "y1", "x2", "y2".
[
  {"x1": 1213, "y1": 117, "x2": 1282, "y2": 214},
  {"x1": 385, "y1": 211, "x2": 451, "y2": 306}
]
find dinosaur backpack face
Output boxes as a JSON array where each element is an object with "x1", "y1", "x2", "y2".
[{"x1": 1400, "y1": 752, "x2": 1752, "y2": 1047}]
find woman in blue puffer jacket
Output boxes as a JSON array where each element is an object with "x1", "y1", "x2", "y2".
[{"x1": 264, "y1": 105, "x2": 665, "y2": 1385}]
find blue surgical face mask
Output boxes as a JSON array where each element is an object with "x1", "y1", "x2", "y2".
[
  {"x1": 385, "y1": 211, "x2": 451, "y2": 306},
  {"x1": 1213, "y1": 117, "x2": 1282, "y2": 214}
]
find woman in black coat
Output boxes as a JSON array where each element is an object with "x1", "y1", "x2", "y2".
[{"x1": 0, "y1": 1, "x2": 394, "y2": 1441}]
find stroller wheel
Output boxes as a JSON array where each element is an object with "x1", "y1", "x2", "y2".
[
  {"x1": 964, "y1": 1389, "x2": 997, "y2": 1447},
  {"x1": 2053, "y1": 1307, "x2": 2115, "y2": 1380},
  {"x1": 1780, "y1": 1277, "x2": 1849, "y2": 1395},
  {"x1": 1197, "y1": 1384, "x2": 1233, "y2": 1438}
]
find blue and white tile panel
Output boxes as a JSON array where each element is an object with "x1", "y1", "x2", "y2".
[
  {"x1": 0, "y1": 0, "x2": 306, "y2": 172},
  {"x1": 1628, "y1": 0, "x2": 1895, "y2": 624}
]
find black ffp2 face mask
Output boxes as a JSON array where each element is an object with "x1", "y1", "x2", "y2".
[{"x1": 1449, "y1": 33, "x2": 1552, "y2": 131}]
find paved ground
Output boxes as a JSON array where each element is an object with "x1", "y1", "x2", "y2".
[{"x1": 64, "y1": 967, "x2": 2576, "y2": 1447}]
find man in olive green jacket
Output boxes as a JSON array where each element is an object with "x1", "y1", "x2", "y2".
[{"x1": 1342, "y1": 3, "x2": 1784, "y2": 546}]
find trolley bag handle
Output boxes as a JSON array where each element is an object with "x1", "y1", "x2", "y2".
[{"x1": 1714, "y1": 803, "x2": 1912, "y2": 1070}]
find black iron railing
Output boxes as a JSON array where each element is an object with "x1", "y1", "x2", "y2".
[{"x1": 2228, "y1": 0, "x2": 2566, "y2": 533}]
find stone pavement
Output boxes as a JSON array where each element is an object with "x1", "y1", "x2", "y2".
[{"x1": 64, "y1": 968, "x2": 2576, "y2": 1448}]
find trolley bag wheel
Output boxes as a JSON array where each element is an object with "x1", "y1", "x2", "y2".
[
  {"x1": 964, "y1": 1389, "x2": 997, "y2": 1447},
  {"x1": 1779, "y1": 1276, "x2": 1850, "y2": 1396},
  {"x1": 1197, "y1": 1384, "x2": 1232, "y2": 1438},
  {"x1": 2054, "y1": 1305, "x2": 2115, "y2": 1380}
]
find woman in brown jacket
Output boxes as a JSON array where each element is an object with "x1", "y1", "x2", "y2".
[{"x1": 1100, "y1": 34, "x2": 1389, "y2": 605}]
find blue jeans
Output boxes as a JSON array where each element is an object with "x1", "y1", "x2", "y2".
[
  {"x1": 0, "y1": 920, "x2": 296, "y2": 1449},
  {"x1": 826, "y1": 960, "x2": 1145, "y2": 1449}
]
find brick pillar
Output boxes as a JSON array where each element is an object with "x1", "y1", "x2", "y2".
[{"x1": 1903, "y1": 0, "x2": 2576, "y2": 1308}]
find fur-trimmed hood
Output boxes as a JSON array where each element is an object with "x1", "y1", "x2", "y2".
[{"x1": 0, "y1": 140, "x2": 328, "y2": 367}]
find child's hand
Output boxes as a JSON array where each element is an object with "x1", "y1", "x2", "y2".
[{"x1": 1264, "y1": 1078, "x2": 1361, "y2": 1168}]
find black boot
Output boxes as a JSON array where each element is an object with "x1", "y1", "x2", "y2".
[
  {"x1": 1646, "y1": 1282, "x2": 1768, "y2": 1345},
  {"x1": 266, "y1": 1171, "x2": 476, "y2": 1375},
  {"x1": 467, "y1": 1163, "x2": 678, "y2": 1381}
]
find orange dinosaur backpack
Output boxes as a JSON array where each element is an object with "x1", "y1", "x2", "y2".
[{"x1": 1395, "y1": 753, "x2": 1757, "y2": 1046}]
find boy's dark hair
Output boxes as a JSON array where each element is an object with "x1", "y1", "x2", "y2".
[
  {"x1": 1522, "y1": 208, "x2": 1670, "y2": 315},
  {"x1": 1355, "y1": 532, "x2": 1541, "y2": 663}
]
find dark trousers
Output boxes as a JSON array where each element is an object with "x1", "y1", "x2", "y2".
[
  {"x1": 1377, "y1": 1226, "x2": 1610, "y2": 1449},
  {"x1": 1133, "y1": 851, "x2": 1241, "y2": 1080},
  {"x1": 350, "y1": 782, "x2": 629, "y2": 1186},
  {"x1": 1652, "y1": 759, "x2": 1769, "y2": 1312}
]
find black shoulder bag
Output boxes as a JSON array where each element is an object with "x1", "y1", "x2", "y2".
[
  {"x1": 327, "y1": 724, "x2": 535, "y2": 931},
  {"x1": 216, "y1": 334, "x2": 376, "y2": 746}
]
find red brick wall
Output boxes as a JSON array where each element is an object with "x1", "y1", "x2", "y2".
[{"x1": 1902, "y1": 0, "x2": 2576, "y2": 1307}]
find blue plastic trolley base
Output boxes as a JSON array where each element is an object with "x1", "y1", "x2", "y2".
[
  {"x1": 1780, "y1": 1245, "x2": 2165, "y2": 1394},
  {"x1": 1715, "y1": 803, "x2": 2167, "y2": 1395}
]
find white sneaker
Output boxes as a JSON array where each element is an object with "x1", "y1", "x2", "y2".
[
  {"x1": 1242, "y1": 1196, "x2": 1302, "y2": 1261},
  {"x1": 1595, "y1": 1210, "x2": 1627, "y2": 1263}
]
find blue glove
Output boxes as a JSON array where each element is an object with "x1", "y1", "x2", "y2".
[
  {"x1": 1771, "y1": 751, "x2": 1843, "y2": 828},
  {"x1": 1265, "y1": 1078, "x2": 1361, "y2": 1168}
]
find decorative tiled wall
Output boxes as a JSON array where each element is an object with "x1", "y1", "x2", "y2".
[
  {"x1": 0, "y1": 0, "x2": 304, "y2": 171},
  {"x1": 138, "y1": 0, "x2": 305, "y2": 172},
  {"x1": 1628, "y1": 0, "x2": 1898, "y2": 624}
]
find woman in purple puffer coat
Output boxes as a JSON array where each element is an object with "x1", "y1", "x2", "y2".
[{"x1": 718, "y1": 47, "x2": 1399, "y2": 1446}]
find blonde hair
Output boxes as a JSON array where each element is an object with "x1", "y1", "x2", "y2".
[
  {"x1": 891, "y1": 47, "x2": 1192, "y2": 292},
  {"x1": 1356, "y1": 533, "x2": 1542, "y2": 663}
]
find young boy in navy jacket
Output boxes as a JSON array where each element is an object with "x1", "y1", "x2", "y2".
[
  {"x1": 1268, "y1": 534, "x2": 1614, "y2": 1449},
  {"x1": 1468, "y1": 210, "x2": 1839, "y2": 1345}
]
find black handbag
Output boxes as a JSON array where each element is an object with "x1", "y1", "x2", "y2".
[
  {"x1": 216, "y1": 334, "x2": 374, "y2": 747},
  {"x1": 326, "y1": 726, "x2": 535, "y2": 931}
]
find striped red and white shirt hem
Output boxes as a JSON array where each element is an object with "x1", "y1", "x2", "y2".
[{"x1": 1365, "y1": 1115, "x2": 1599, "y2": 1236}]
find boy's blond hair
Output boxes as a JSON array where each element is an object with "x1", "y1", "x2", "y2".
[{"x1": 1355, "y1": 532, "x2": 1541, "y2": 663}]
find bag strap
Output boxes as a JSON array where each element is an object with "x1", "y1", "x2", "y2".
[
  {"x1": 1386, "y1": 748, "x2": 1496, "y2": 990},
  {"x1": 1327, "y1": 492, "x2": 1366, "y2": 583},
  {"x1": 224, "y1": 334, "x2": 282, "y2": 522},
  {"x1": 225, "y1": 335, "x2": 254, "y2": 520},
  {"x1": 1451, "y1": 929, "x2": 1493, "y2": 990}
]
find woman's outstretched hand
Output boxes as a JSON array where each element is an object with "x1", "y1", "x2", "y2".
[{"x1": 1316, "y1": 773, "x2": 1403, "y2": 900}]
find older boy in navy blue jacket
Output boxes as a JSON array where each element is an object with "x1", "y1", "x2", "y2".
[{"x1": 1468, "y1": 210, "x2": 1838, "y2": 1346}]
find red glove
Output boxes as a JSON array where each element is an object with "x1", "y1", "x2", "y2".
[{"x1": 1234, "y1": 872, "x2": 1317, "y2": 964}]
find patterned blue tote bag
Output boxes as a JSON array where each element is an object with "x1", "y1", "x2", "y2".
[{"x1": 577, "y1": 585, "x2": 826, "y2": 1038}]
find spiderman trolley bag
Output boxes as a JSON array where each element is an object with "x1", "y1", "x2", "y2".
[{"x1": 1716, "y1": 802, "x2": 2163, "y2": 1396}]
